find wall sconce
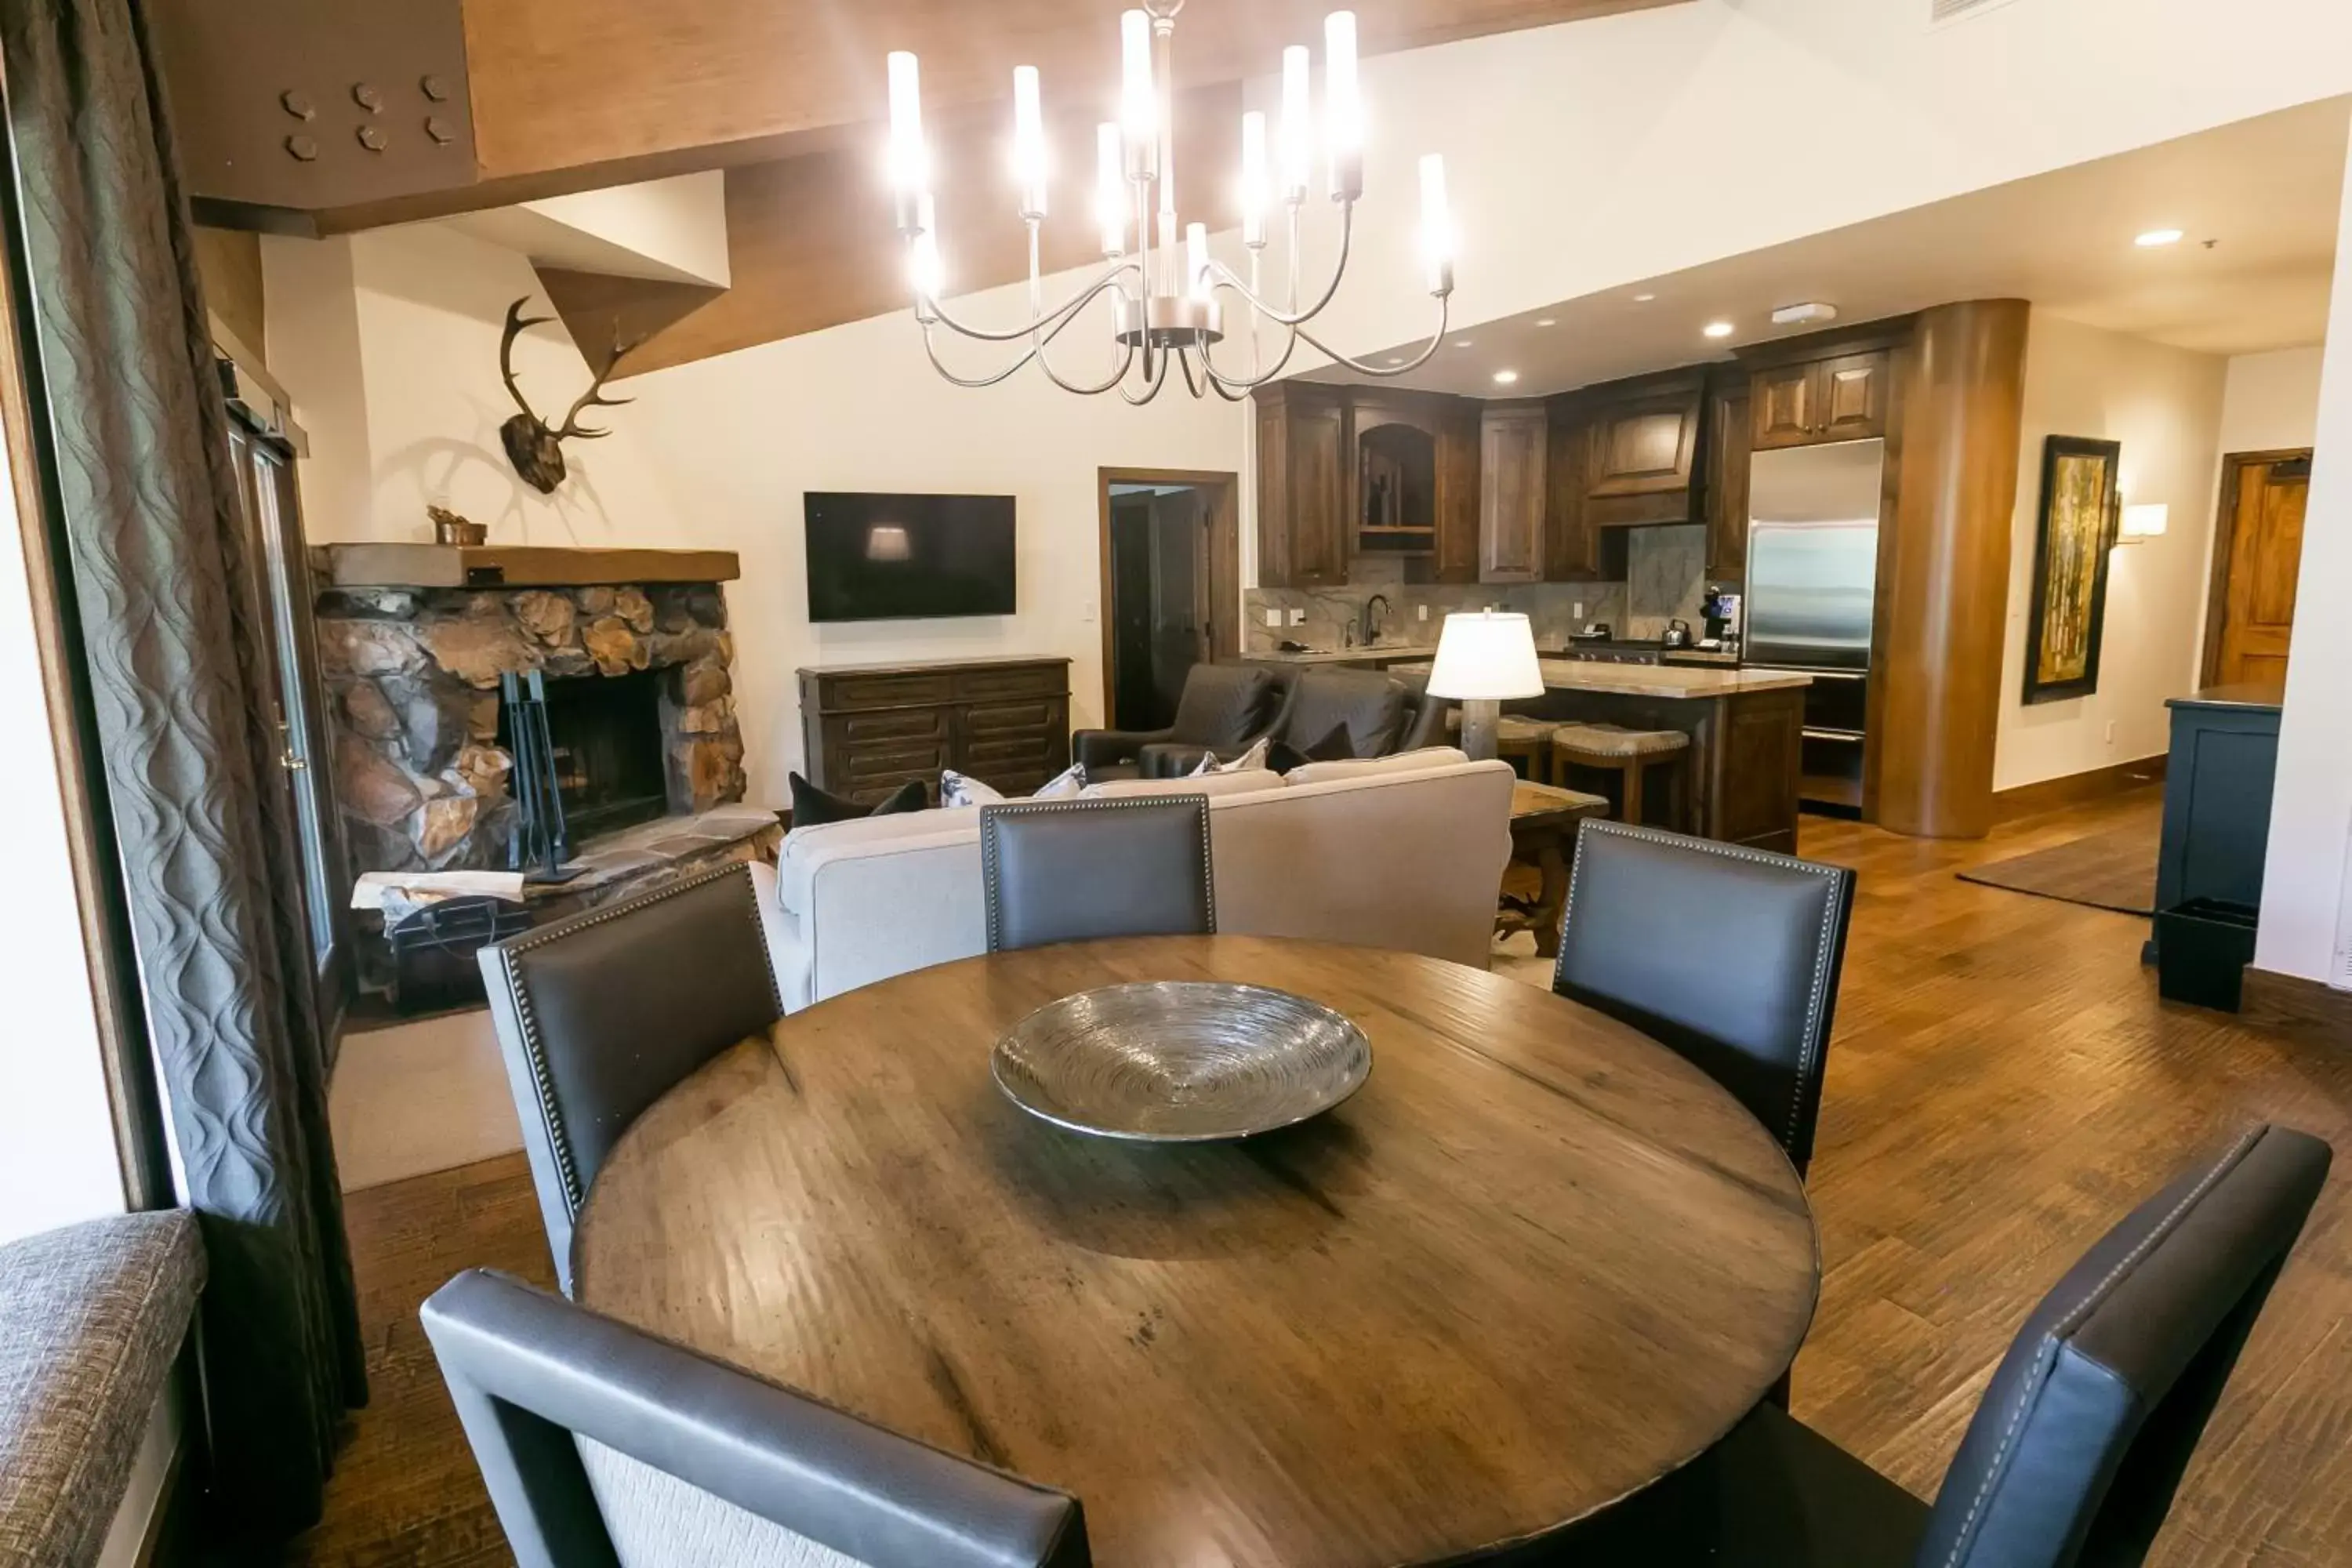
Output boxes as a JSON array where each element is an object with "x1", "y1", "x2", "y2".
[{"x1": 2116, "y1": 503, "x2": 2169, "y2": 545}]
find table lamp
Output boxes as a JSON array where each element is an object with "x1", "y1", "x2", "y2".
[{"x1": 1425, "y1": 611, "x2": 1544, "y2": 762}]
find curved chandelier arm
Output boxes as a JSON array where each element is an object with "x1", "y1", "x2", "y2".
[
  {"x1": 918, "y1": 253, "x2": 1142, "y2": 344},
  {"x1": 1205, "y1": 204, "x2": 1358, "y2": 328},
  {"x1": 1196, "y1": 317, "x2": 1305, "y2": 392},
  {"x1": 1294, "y1": 294, "x2": 1453, "y2": 379},
  {"x1": 1032, "y1": 279, "x2": 1142, "y2": 396},
  {"x1": 1119, "y1": 350, "x2": 1173, "y2": 407},
  {"x1": 921, "y1": 325, "x2": 1042, "y2": 389}
]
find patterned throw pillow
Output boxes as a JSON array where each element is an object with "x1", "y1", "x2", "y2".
[
  {"x1": 938, "y1": 769, "x2": 1006, "y2": 808},
  {"x1": 1189, "y1": 735, "x2": 1272, "y2": 775},
  {"x1": 1029, "y1": 761, "x2": 1089, "y2": 800}
]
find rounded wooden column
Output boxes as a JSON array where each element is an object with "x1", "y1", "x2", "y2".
[{"x1": 1871, "y1": 299, "x2": 2031, "y2": 839}]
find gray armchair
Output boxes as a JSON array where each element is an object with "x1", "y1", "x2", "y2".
[
  {"x1": 423, "y1": 1268, "x2": 1091, "y2": 1568},
  {"x1": 1072, "y1": 664, "x2": 1279, "y2": 782},
  {"x1": 1267, "y1": 667, "x2": 1446, "y2": 761}
]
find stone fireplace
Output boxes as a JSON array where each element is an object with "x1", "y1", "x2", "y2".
[{"x1": 314, "y1": 544, "x2": 770, "y2": 993}]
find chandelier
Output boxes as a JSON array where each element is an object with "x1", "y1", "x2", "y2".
[{"x1": 883, "y1": 1, "x2": 1456, "y2": 402}]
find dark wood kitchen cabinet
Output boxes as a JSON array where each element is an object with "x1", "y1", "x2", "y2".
[
  {"x1": 1433, "y1": 401, "x2": 1483, "y2": 583},
  {"x1": 798, "y1": 656, "x2": 1071, "y2": 805},
  {"x1": 1705, "y1": 371, "x2": 1751, "y2": 575},
  {"x1": 1479, "y1": 401, "x2": 1548, "y2": 582},
  {"x1": 1544, "y1": 392, "x2": 1602, "y2": 579},
  {"x1": 1750, "y1": 347, "x2": 1890, "y2": 450},
  {"x1": 1254, "y1": 382, "x2": 1348, "y2": 587},
  {"x1": 1585, "y1": 372, "x2": 1704, "y2": 500}
]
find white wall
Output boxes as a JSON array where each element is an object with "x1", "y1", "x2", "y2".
[
  {"x1": 624, "y1": 282, "x2": 1247, "y2": 798},
  {"x1": 264, "y1": 223, "x2": 687, "y2": 549},
  {"x1": 1276, "y1": 0, "x2": 2352, "y2": 365},
  {"x1": 2217, "y1": 347, "x2": 2326, "y2": 454},
  {"x1": 1993, "y1": 314, "x2": 2226, "y2": 790},
  {"x1": 0, "y1": 374, "x2": 124, "y2": 1243},
  {"x1": 2257, "y1": 114, "x2": 2352, "y2": 987}
]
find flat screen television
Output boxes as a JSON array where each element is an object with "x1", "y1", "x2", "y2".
[{"x1": 804, "y1": 492, "x2": 1018, "y2": 622}]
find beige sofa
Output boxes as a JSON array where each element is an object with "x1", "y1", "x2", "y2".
[{"x1": 756, "y1": 751, "x2": 1518, "y2": 1012}]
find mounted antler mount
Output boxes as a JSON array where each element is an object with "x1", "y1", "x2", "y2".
[{"x1": 497, "y1": 298, "x2": 640, "y2": 493}]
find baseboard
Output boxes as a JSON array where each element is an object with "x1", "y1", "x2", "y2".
[
  {"x1": 1990, "y1": 755, "x2": 2169, "y2": 823},
  {"x1": 2240, "y1": 967, "x2": 2352, "y2": 1045}
]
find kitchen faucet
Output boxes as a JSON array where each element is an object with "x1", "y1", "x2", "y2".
[{"x1": 1363, "y1": 593, "x2": 1392, "y2": 646}]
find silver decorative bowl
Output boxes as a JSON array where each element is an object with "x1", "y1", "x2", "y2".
[{"x1": 992, "y1": 981, "x2": 1372, "y2": 1142}]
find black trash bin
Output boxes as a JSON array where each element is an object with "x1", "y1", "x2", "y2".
[{"x1": 2154, "y1": 898, "x2": 2259, "y2": 1012}]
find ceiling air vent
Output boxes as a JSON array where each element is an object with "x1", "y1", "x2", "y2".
[{"x1": 1930, "y1": 0, "x2": 2022, "y2": 25}]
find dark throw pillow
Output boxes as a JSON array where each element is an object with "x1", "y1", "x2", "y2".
[
  {"x1": 789, "y1": 772, "x2": 927, "y2": 827},
  {"x1": 1268, "y1": 723, "x2": 1356, "y2": 775}
]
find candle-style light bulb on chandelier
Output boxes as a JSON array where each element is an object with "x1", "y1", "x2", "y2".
[{"x1": 882, "y1": 1, "x2": 1455, "y2": 403}]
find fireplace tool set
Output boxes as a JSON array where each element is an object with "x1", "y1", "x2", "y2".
[{"x1": 501, "y1": 670, "x2": 579, "y2": 882}]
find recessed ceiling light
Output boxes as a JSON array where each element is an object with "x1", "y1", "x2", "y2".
[
  {"x1": 2136, "y1": 228, "x2": 2185, "y2": 248},
  {"x1": 1451, "y1": 339, "x2": 1474, "y2": 349},
  {"x1": 1702, "y1": 321, "x2": 1735, "y2": 339},
  {"x1": 1632, "y1": 293, "x2": 1657, "y2": 303},
  {"x1": 1534, "y1": 318, "x2": 1558, "y2": 328},
  {"x1": 1493, "y1": 369, "x2": 1520, "y2": 385},
  {"x1": 1383, "y1": 356, "x2": 1406, "y2": 366}
]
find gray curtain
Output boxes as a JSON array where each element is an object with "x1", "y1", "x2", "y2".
[{"x1": 0, "y1": 0, "x2": 364, "y2": 1538}]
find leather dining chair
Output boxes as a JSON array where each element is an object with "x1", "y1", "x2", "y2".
[
  {"x1": 478, "y1": 863, "x2": 783, "y2": 1294},
  {"x1": 1552, "y1": 819, "x2": 1856, "y2": 1179},
  {"x1": 1553, "y1": 1123, "x2": 2331, "y2": 1568},
  {"x1": 981, "y1": 796, "x2": 1214, "y2": 953},
  {"x1": 422, "y1": 1268, "x2": 1091, "y2": 1568}
]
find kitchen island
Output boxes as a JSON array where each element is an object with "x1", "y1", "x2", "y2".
[{"x1": 1392, "y1": 658, "x2": 1812, "y2": 853}]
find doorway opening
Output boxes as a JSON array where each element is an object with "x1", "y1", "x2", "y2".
[
  {"x1": 1097, "y1": 469, "x2": 1241, "y2": 731},
  {"x1": 2203, "y1": 448, "x2": 2310, "y2": 689}
]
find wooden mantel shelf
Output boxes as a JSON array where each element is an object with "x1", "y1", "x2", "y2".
[{"x1": 318, "y1": 544, "x2": 741, "y2": 590}]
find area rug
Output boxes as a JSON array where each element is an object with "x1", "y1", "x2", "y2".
[{"x1": 1958, "y1": 817, "x2": 2161, "y2": 916}]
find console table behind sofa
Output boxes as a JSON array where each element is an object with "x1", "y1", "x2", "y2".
[{"x1": 797, "y1": 656, "x2": 1072, "y2": 805}]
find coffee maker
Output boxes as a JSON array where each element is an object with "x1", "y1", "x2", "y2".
[{"x1": 1700, "y1": 589, "x2": 1741, "y2": 652}]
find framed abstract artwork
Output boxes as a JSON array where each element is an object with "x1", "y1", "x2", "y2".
[{"x1": 2023, "y1": 435, "x2": 2122, "y2": 705}]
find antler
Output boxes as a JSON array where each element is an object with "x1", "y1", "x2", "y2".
[
  {"x1": 554, "y1": 323, "x2": 644, "y2": 441},
  {"x1": 499, "y1": 298, "x2": 551, "y2": 421}
]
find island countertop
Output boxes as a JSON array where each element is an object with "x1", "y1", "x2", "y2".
[{"x1": 1386, "y1": 659, "x2": 1812, "y2": 699}]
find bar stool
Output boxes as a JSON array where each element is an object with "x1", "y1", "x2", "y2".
[
  {"x1": 1494, "y1": 715, "x2": 1565, "y2": 782},
  {"x1": 1550, "y1": 724, "x2": 1691, "y2": 830}
]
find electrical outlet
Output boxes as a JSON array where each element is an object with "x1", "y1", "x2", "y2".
[
  {"x1": 1264, "y1": 608, "x2": 1283, "y2": 628},
  {"x1": 1289, "y1": 608, "x2": 1307, "y2": 626},
  {"x1": 1417, "y1": 604, "x2": 1428, "y2": 622},
  {"x1": 1573, "y1": 601, "x2": 1584, "y2": 619}
]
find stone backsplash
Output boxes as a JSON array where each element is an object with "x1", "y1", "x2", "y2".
[
  {"x1": 1246, "y1": 524, "x2": 1716, "y2": 652},
  {"x1": 316, "y1": 581, "x2": 747, "y2": 879}
]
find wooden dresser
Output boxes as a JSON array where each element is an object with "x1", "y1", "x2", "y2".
[{"x1": 797, "y1": 656, "x2": 1072, "y2": 804}]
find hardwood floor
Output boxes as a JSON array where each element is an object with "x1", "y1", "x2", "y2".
[{"x1": 284, "y1": 787, "x2": 2352, "y2": 1566}]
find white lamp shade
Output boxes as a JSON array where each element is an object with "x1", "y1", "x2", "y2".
[
  {"x1": 2120, "y1": 503, "x2": 2169, "y2": 541},
  {"x1": 1425, "y1": 612, "x2": 1544, "y2": 700}
]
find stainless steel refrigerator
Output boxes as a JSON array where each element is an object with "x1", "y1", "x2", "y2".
[{"x1": 1742, "y1": 437, "x2": 1885, "y2": 811}]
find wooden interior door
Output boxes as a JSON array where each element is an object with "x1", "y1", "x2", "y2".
[{"x1": 2208, "y1": 451, "x2": 2310, "y2": 688}]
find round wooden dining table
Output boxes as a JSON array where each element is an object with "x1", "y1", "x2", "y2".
[{"x1": 574, "y1": 935, "x2": 1818, "y2": 1566}]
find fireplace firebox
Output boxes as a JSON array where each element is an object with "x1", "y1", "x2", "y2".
[{"x1": 502, "y1": 667, "x2": 670, "y2": 840}]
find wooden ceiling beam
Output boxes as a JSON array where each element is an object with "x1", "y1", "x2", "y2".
[{"x1": 457, "y1": 0, "x2": 1683, "y2": 188}]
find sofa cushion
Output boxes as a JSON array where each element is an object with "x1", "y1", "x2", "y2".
[
  {"x1": 1284, "y1": 746, "x2": 1471, "y2": 787},
  {"x1": 1169, "y1": 664, "x2": 1277, "y2": 747},
  {"x1": 0, "y1": 1210, "x2": 205, "y2": 1568},
  {"x1": 1279, "y1": 670, "x2": 1410, "y2": 757},
  {"x1": 779, "y1": 806, "x2": 981, "y2": 914},
  {"x1": 1083, "y1": 769, "x2": 1283, "y2": 800},
  {"x1": 789, "y1": 772, "x2": 925, "y2": 827}
]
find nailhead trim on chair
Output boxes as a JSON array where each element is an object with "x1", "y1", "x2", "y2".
[
  {"x1": 1934, "y1": 1124, "x2": 2264, "y2": 1567},
  {"x1": 488, "y1": 862, "x2": 779, "y2": 1218},
  {"x1": 1551, "y1": 818, "x2": 1849, "y2": 1156},
  {"x1": 980, "y1": 794, "x2": 1216, "y2": 953}
]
